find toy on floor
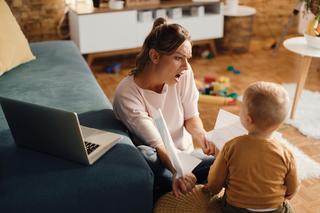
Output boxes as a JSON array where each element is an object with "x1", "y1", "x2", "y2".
[
  {"x1": 105, "y1": 63, "x2": 122, "y2": 74},
  {"x1": 196, "y1": 75, "x2": 238, "y2": 106},
  {"x1": 199, "y1": 94, "x2": 236, "y2": 105},
  {"x1": 199, "y1": 75, "x2": 230, "y2": 96},
  {"x1": 201, "y1": 50, "x2": 214, "y2": 59},
  {"x1": 227, "y1": 65, "x2": 240, "y2": 75}
]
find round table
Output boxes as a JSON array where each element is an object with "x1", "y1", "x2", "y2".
[
  {"x1": 224, "y1": 5, "x2": 256, "y2": 17},
  {"x1": 221, "y1": 5, "x2": 256, "y2": 53},
  {"x1": 283, "y1": 37, "x2": 320, "y2": 119}
]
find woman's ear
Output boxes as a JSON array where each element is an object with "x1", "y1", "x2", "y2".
[{"x1": 149, "y1": 49, "x2": 160, "y2": 64}]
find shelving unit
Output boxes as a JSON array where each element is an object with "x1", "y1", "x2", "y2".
[{"x1": 68, "y1": 1, "x2": 223, "y2": 65}]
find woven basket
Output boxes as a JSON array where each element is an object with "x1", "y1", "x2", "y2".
[{"x1": 153, "y1": 185, "x2": 224, "y2": 213}]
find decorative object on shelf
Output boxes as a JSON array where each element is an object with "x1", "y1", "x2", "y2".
[
  {"x1": 92, "y1": 0, "x2": 101, "y2": 8},
  {"x1": 153, "y1": 9, "x2": 167, "y2": 19},
  {"x1": 138, "y1": 10, "x2": 153, "y2": 22},
  {"x1": 226, "y1": 0, "x2": 239, "y2": 12},
  {"x1": 190, "y1": 6, "x2": 205, "y2": 17},
  {"x1": 109, "y1": 0, "x2": 125, "y2": 10},
  {"x1": 302, "y1": 0, "x2": 320, "y2": 47},
  {"x1": 167, "y1": 7, "x2": 183, "y2": 19}
]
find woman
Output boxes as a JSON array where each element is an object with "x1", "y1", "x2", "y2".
[{"x1": 113, "y1": 17, "x2": 215, "y2": 198}]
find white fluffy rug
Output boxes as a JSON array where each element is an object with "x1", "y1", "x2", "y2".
[
  {"x1": 278, "y1": 135, "x2": 320, "y2": 180},
  {"x1": 283, "y1": 84, "x2": 320, "y2": 139}
]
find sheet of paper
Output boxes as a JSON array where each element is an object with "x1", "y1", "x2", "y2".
[
  {"x1": 206, "y1": 109, "x2": 282, "y2": 150},
  {"x1": 206, "y1": 122, "x2": 247, "y2": 150},
  {"x1": 152, "y1": 109, "x2": 201, "y2": 178},
  {"x1": 178, "y1": 152, "x2": 201, "y2": 176},
  {"x1": 214, "y1": 109, "x2": 240, "y2": 129}
]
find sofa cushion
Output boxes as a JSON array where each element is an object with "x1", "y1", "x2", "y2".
[
  {"x1": 0, "y1": 41, "x2": 111, "y2": 115},
  {"x1": 0, "y1": 0, "x2": 35, "y2": 76}
]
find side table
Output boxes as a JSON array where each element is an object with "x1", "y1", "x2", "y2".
[
  {"x1": 221, "y1": 5, "x2": 256, "y2": 53},
  {"x1": 283, "y1": 37, "x2": 320, "y2": 119}
]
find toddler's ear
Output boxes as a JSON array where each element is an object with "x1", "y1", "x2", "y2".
[{"x1": 246, "y1": 114, "x2": 253, "y2": 125}]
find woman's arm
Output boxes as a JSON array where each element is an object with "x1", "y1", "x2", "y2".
[{"x1": 184, "y1": 116, "x2": 216, "y2": 155}]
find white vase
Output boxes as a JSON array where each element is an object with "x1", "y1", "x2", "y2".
[{"x1": 226, "y1": 0, "x2": 239, "y2": 11}]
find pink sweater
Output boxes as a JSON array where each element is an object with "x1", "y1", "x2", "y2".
[{"x1": 113, "y1": 68, "x2": 199, "y2": 153}]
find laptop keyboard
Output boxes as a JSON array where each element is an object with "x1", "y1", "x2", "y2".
[{"x1": 84, "y1": 141, "x2": 100, "y2": 155}]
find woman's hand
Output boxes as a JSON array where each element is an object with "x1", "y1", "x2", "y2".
[
  {"x1": 193, "y1": 131, "x2": 216, "y2": 156},
  {"x1": 172, "y1": 173, "x2": 197, "y2": 197},
  {"x1": 184, "y1": 117, "x2": 216, "y2": 155},
  {"x1": 202, "y1": 137, "x2": 216, "y2": 156}
]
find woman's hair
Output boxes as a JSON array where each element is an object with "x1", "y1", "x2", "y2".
[
  {"x1": 243, "y1": 81, "x2": 289, "y2": 130},
  {"x1": 130, "y1": 17, "x2": 191, "y2": 76}
]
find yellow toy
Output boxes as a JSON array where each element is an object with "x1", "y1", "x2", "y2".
[
  {"x1": 196, "y1": 76, "x2": 237, "y2": 106},
  {"x1": 199, "y1": 94, "x2": 236, "y2": 106},
  {"x1": 212, "y1": 76, "x2": 230, "y2": 92}
]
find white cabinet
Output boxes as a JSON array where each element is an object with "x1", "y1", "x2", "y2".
[
  {"x1": 175, "y1": 14, "x2": 223, "y2": 40},
  {"x1": 69, "y1": 10, "x2": 138, "y2": 54},
  {"x1": 69, "y1": 1, "x2": 224, "y2": 58}
]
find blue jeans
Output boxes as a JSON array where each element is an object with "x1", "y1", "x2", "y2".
[{"x1": 137, "y1": 145, "x2": 215, "y2": 201}]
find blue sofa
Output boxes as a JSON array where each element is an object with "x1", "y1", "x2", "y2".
[{"x1": 0, "y1": 41, "x2": 154, "y2": 212}]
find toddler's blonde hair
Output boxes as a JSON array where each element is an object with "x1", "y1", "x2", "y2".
[{"x1": 243, "y1": 81, "x2": 289, "y2": 130}]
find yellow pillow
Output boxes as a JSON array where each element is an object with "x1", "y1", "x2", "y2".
[{"x1": 0, "y1": 0, "x2": 35, "y2": 76}]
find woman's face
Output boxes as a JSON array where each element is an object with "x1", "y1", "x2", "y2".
[{"x1": 156, "y1": 40, "x2": 192, "y2": 85}]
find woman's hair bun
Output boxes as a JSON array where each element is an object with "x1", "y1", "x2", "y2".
[{"x1": 152, "y1": 17, "x2": 167, "y2": 30}]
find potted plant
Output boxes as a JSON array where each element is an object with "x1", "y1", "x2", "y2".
[
  {"x1": 303, "y1": 0, "x2": 320, "y2": 36},
  {"x1": 302, "y1": 0, "x2": 320, "y2": 48}
]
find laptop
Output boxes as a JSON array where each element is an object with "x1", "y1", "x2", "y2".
[{"x1": 0, "y1": 97, "x2": 122, "y2": 165}]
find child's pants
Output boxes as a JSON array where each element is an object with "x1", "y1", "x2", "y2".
[{"x1": 221, "y1": 193, "x2": 294, "y2": 213}]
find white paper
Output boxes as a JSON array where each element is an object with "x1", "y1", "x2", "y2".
[
  {"x1": 206, "y1": 109, "x2": 282, "y2": 150},
  {"x1": 152, "y1": 109, "x2": 201, "y2": 178},
  {"x1": 178, "y1": 152, "x2": 201, "y2": 176}
]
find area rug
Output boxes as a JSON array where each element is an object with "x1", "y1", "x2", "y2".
[
  {"x1": 277, "y1": 135, "x2": 320, "y2": 180},
  {"x1": 283, "y1": 83, "x2": 320, "y2": 139}
]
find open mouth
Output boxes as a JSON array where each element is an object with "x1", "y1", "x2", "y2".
[{"x1": 175, "y1": 71, "x2": 185, "y2": 81}]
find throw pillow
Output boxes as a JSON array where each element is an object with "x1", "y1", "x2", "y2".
[{"x1": 0, "y1": 0, "x2": 35, "y2": 76}]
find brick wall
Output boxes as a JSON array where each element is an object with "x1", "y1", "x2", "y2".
[
  {"x1": 239, "y1": 0, "x2": 299, "y2": 40},
  {"x1": 6, "y1": 0, "x2": 299, "y2": 42},
  {"x1": 5, "y1": 0, "x2": 66, "y2": 41}
]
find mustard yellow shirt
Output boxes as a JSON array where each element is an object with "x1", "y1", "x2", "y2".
[{"x1": 208, "y1": 135, "x2": 299, "y2": 209}]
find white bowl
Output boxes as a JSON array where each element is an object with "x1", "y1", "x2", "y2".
[
  {"x1": 109, "y1": 0, "x2": 124, "y2": 10},
  {"x1": 304, "y1": 33, "x2": 320, "y2": 49}
]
